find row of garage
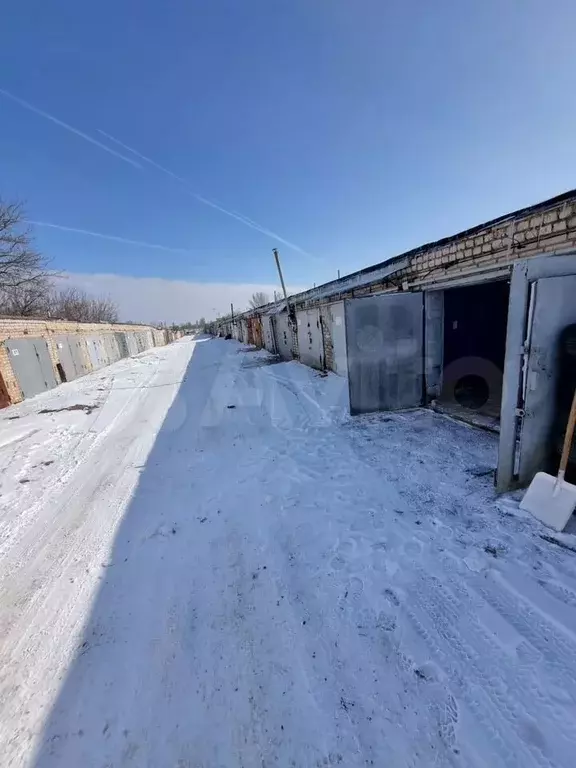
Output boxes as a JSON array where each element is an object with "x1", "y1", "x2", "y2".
[
  {"x1": 0, "y1": 325, "x2": 178, "y2": 407},
  {"x1": 224, "y1": 302, "x2": 348, "y2": 377},
  {"x1": 212, "y1": 249, "x2": 576, "y2": 495}
]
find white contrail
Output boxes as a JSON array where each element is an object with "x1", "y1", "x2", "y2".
[
  {"x1": 0, "y1": 88, "x2": 143, "y2": 169},
  {"x1": 97, "y1": 128, "x2": 312, "y2": 257},
  {"x1": 97, "y1": 129, "x2": 190, "y2": 187},
  {"x1": 193, "y1": 195, "x2": 311, "y2": 256},
  {"x1": 28, "y1": 220, "x2": 193, "y2": 254},
  {"x1": 0, "y1": 87, "x2": 312, "y2": 257}
]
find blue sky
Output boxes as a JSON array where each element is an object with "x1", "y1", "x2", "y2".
[{"x1": 2, "y1": 1, "x2": 576, "y2": 320}]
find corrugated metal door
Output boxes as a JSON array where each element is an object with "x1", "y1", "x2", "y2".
[
  {"x1": 54, "y1": 336, "x2": 79, "y2": 381},
  {"x1": 261, "y1": 315, "x2": 277, "y2": 354},
  {"x1": 4, "y1": 337, "x2": 57, "y2": 400},
  {"x1": 517, "y1": 275, "x2": 576, "y2": 486},
  {"x1": 345, "y1": 293, "x2": 424, "y2": 414},
  {"x1": 328, "y1": 302, "x2": 347, "y2": 375},
  {"x1": 273, "y1": 313, "x2": 293, "y2": 360},
  {"x1": 296, "y1": 308, "x2": 324, "y2": 369}
]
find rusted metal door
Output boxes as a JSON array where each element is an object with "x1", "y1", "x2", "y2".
[
  {"x1": 249, "y1": 317, "x2": 263, "y2": 348},
  {"x1": 0, "y1": 370, "x2": 10, "y2": 408}
]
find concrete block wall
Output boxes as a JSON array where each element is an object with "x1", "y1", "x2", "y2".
[{"x1": 0, "y1": 318, "x2": 177, "y2": 407}]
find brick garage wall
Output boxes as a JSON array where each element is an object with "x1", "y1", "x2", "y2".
[
  {"x1": 214, "y1": 193, "x2": 576, "y2": 350},
  {"x1": 0, "y1": 319, "x2": 169, "y2": 407},
  {"x1": 289, "y1": 315, "x2": 299, "y2": 360},
  {"x1": 393, "y1": 198, "x2": 576, "y2": 291},
  {"x1": 292, "y1": 196, "x2": 576, "y2": 310}
]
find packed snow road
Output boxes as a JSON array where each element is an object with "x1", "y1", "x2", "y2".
[{"x1": 1, "y1": 336, "x2": 576, "y2": 767}]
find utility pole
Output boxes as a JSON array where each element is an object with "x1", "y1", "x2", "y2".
[
  {"x1": 338, "y1": 269, "x2": 340, "y2": 279},
  {"x1": 230, "y1": 302, "x2": 234, "y2": 322},
  {"x1": 273, "y1": 248, "x2": 289, "y2": 305}
]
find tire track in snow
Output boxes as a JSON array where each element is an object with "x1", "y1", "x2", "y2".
[{"x1": 0, "y1": 342, "x2": 196, "y2": 765}]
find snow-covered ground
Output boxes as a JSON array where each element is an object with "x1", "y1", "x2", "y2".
[{"x1": 1, "y1": 336, "x2": 576, "y2": 767}]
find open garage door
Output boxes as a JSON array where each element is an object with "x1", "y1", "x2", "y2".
[
  {"x1": 498, "y1": 254, "x2": 576, "y2": 491},
  {"x1": 517, "y1": 275, "x2": 576, "y2": 486},
  {"x1": 345, "y1": 293, "x2": 424, "y2": 414}
]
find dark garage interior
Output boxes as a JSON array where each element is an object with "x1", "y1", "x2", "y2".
[{"x1": 440, "y1": 280, "x2": 510, "y2": 424}]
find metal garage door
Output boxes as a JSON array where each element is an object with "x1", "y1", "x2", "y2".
[
  {"x1": 345, "y1": 293, "x2": 424, "y2": 414},
  {"x1": 517, "y1": 275, "x2": 576, "y2": 486},
  {"x1": 116, "y1": 332, "x2": 129, "y2": 358},
  {"x1": 70, "y1": 337, "x2": 90, "y2": 377},
  {"x1": 261, "y1": 315, "x2": 277, "y2": 354},
  {"x1": 273, "y1": 313, "x2": 293, "y2": 360},
  {"x1": 54, "y1": 336, "x2": 79, "y2": 381},
  {"x1": 296, "y1": 308, "x2": 324, "y2": 369},
  {"x1": 135, "y1": 332, "x2": 147, "y2": 353},
  {"x1": 102, "y1": 334, "x2": 121, "y2": 364},
  {"x1": 4, "y1": 337, "x2": 58, "y2": 400},
  {"x1": 498, "y1": 254, "x2": 576, "y2": 491},
  {"x1": 328, "y1": 302, "x2": 347, "y2": 375},
  {"x1": 86, "y1": 335, "x2": 109, "y2": 370},
  {"x1": 126, "y1": 333, "x2": 139, "y2": 356}
]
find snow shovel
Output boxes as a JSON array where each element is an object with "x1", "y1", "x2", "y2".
[{"x1": 520, "y1": 387, "x2": 576, "y2": 531}]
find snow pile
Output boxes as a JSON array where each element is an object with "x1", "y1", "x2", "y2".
[{"x1": 1, "y1": 337, "x2": 576, "y2": 767}]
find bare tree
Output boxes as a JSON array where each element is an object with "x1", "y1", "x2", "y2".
[
  {"x1": 50, "y1": 286, "x2": 119, "y2": 323},
  {"x1": 249, "y1": 291, "x2": 270, "y2": 309},
  {"x1": 87, "y1": 294, "x2": 119, "y2": 323},
  {"x1": 0, "y1": 200, "x2": 119, "y2": 323},
  {"x1": 0, "y1": 275, "x2": 52, "y2": 317},
  {"x1": 0, "y1": 199, "x2": 50, "y2": 312}
]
